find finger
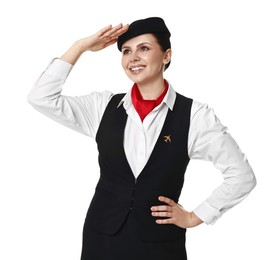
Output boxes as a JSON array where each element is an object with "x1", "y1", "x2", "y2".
[
  {"x1": 158, "y1": 196, "x2": 176, "y2": 206},
  {"x1": 151, "y1": 205, "x2": 172, "y2": 212},
  {"x1": 151, "y1": 211, "x2": 173, "y2": 217},
  {"x1": 103, "y1": 23, "x2": 124, "y2": 36},
  {"x1": 109, "y1": 24, "x2": 129, "y2": 38},
  {"x1": 108, "y1": 23, "x2": 123, "y2": 34},
  {"x1": 97, "y1": 24, "x2": 113, "y2": 36},
  {"x1": 156, "y1": 218, "x2": 174, "y2": 225}
]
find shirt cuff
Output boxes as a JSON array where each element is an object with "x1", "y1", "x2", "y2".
[
  {"x1": 193, "y1": 201, "x2": 221, "y2": 225},
  {"x1": 46, "y1": 58, "x2": 73, "y2": 81}
]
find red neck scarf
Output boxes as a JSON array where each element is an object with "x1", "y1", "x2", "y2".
[{"x1": 131, "y1": 80, "x2": 169, "y2": 122}]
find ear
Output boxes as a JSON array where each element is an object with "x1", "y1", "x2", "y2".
[{"x1": 163, "y1": 49, "x2": 172, "y2": 65}]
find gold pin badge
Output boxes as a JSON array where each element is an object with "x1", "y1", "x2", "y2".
[{"x1": 163, "y1": 135, "x2": 171, "y2": 143}]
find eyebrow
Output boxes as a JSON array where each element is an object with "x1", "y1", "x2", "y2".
[{"x1": 122, "y1": 42, "x2": 152, "y2": 50}]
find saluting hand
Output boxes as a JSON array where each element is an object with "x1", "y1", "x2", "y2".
[
  {"x1": 60, "y1": 23, "x2": 129, "y2": 65},
  {"x1": 151, "y1": 196, "x2": 203, "y2": 229},
  {"x1": 77, "y1": 23, "x2": 129, "y2": 53}
]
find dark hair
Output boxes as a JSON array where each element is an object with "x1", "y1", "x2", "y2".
[{"x1": 152, "y1": 33, "x2": 171, "y2": 71}]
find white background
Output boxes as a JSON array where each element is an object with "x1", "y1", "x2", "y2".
[{"x1": 0, "y1": 0, "x2": 275, "y2": 259}]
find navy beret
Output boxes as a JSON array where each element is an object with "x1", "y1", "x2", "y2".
[{"x1": 117, "y1": 17, "x2": 171, "y2": 51}]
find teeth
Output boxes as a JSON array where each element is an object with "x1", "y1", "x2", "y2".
[{"x1": 131, "y1": 67, "x2": 144, "y2": 72}]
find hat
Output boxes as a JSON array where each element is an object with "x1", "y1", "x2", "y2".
[{"x1": 117, "y1": 17, "x2": 171, "y2": 51}]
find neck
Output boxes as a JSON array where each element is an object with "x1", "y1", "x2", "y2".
[{"x1": 137, "y1": 78, "x2": 166, "y2": 100}]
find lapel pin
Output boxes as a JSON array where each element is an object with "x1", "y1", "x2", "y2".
[{"x1": 163, "y1": 135, "x2": 171, "y2": 143}]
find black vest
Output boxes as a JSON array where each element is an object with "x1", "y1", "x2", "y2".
[{"x1": 85, "y1": 93, "x2": 193, "y2": 242}]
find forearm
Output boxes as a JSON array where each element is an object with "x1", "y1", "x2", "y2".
[{"x1": 198, "y1": 161, "x2": 256, "y2": 224}]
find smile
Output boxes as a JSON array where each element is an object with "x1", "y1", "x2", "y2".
[{"x1": 130, "y1": 66, "x2": 145, "y2": 73}]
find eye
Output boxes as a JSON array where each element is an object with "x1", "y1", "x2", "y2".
[
  {"x1": 140, "y1": 46, "x2": 150, "y2": 52},
  {"x1": 122, "y1": 49, "x2": 131, "y2": 55}
]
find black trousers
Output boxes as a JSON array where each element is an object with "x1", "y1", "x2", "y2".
[{"x1": 80, "y1": 212, "x2": 187, "y2": 260}]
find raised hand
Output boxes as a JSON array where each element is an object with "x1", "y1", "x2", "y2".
[
  {"x1": 60, "y1": 23, "x2": 129, "y2": 65},
  {"x1": 77, "y1": 23, "x2": 129, "y2": 52}
]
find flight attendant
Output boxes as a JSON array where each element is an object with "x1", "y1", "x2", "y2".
[{"x1": 28, "y1": 17, "x2": 256, "y2": 260}]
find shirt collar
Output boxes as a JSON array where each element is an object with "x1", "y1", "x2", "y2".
[
  {"x1": 117, "y1": 80, "x2": 176, "y2": 111},
  {"x1": 162, "y1": 80, "x2": 176, "y2": 110}
]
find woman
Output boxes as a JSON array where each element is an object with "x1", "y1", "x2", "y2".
[{"x1": 28, "y1": 17, "x2": 256, "y2": 260}]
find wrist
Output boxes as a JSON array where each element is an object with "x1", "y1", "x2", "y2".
[
  {"x1": 189, "y1": 211, "x2": 203, "y2": 227},
  {"x1": 74, "y1": 39, "x2": 87, "y2": 54},
  {"x1": 60, "y1": 41, "x2": 85, "y2": 65}
]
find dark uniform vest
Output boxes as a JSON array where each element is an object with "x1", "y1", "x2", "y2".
[{"x1": 85, "y1": 93, "x2": 193, "y2": 242}]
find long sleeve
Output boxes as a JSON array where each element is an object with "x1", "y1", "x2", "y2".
[
  {"x1": 188, "y1": 101, "x2": 257, "y2": 224},
  {"x1": 27, "y1": 59, "x2": 113, "y2": 138}
]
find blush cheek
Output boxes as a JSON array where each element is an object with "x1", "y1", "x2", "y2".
[{"x1": 121, "y1": 57, "x2": 128, "y2": 70}]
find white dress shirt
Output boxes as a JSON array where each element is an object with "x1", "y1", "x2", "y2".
[{"x1": 27, "y1": 59, "x2": 256, "y2": 225}]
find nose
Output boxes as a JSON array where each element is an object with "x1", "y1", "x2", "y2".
[{"x1": 130, "y1": 51, "x2": 140, "y2": 62}]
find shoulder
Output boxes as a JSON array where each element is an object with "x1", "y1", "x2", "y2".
[
  {"x1": 191, "y1": 100, "x2": 210, "y2": 119},
  {"x1": 168, "y1": 85, "x2": 216, "y2": 123},
  {"x1": 190, "y1": 100, "x2": 226, "y2": 133}
]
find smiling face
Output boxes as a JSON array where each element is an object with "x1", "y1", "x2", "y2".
[{"x1": 121, "y1": 34, "x2": 171, "y2": 87}]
